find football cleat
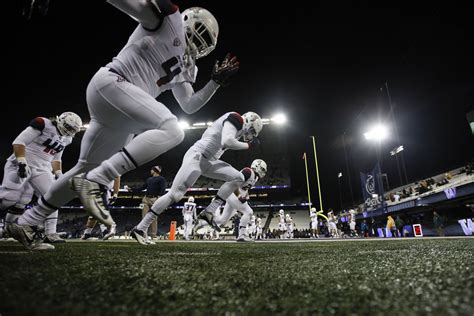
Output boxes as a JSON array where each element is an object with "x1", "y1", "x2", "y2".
[
  {"x1": 71, "y1": 174, "x2": 114, "y2": 226},
  {"x1": 131, "y1": 227, "x2": 148, "y2": 245},
  {"x1": 6, "y1": 223, "x2": 55, "y2": 251},
  {"x1": 102, "y1": 222, "x2": 116, "y2": 240},
  {"x1": 197, "y1": 211, "x2": 221, "y2": 232},
  {"x1": 236, "y1": 236, "x2": 254, "y2": 242},
  {"x1": 81, "y1": 233, "x2": 92, "y2": 240},
  {"x1": 44, "y1": 233, "x2": 66, "y2": 244}
]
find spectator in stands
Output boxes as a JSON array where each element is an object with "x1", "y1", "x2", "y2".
[
  {"x1": 132, "y1": 166, "x2": 166, "y2": 240},
  {"x1": 386, "y1": 215, "x2": 396, "y2": 237},
  {"x1": 432, "y1": 210, "x2": 445, "y2": 236},
  {"x1": 418, "y1": 180, "x2": 430, "y2": 194},
  {"x1": 395, "y1": 216, "x2": 404, "y2": 237}
]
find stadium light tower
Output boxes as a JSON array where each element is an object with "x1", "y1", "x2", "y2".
[
  {"x1": 271, "y1": 113, "x2": 287, "y2": 125},
  {"x1": 363, "y1": 124, "x2": 389, "y2": 141},
  {"x1": 178, "y1": 120, "x2": 190, "y2": 130}
]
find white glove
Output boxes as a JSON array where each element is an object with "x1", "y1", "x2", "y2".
[{"x1": 16, "y1": 157, "x2": 31, "y2": 179}]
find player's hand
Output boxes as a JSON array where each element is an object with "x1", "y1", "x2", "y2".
[
  {"x1": 16, "y1": 157, "x2": 31, "y2": 179},
  {"x1": 248, "y1": 137, "x2": 260, "y2": 149},
  {"x1": 211, "y1": 53, "x2": 239, "y2": 86},
  {"x1": 108, "y1": 194, "x2": 118, "y2": 205},
  {"x1": 54, "y1": 170, "x2": 63, "y2": 180}
]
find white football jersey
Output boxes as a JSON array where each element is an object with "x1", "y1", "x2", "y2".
[
  {"x1": 8, "y1": 117, "x2": 72, "y2": 169},
  {"x1": 107, "y1": 11, "x2": 197, "y2": 98},
  {"x1": 183, "y1": 202, "x2": 197, "y2": 219},
  {"x1": 349, "y1": 213, "x2": 356, "y2": 223},
  {"x1": 310, "y1": 211, "x2": 318, "y2": 222},
  {"x1": 192, "y1": 112, "x2": 244, "y2": 161},
  {"x1": 279, "y1": 214, "x2": 285, "y2": 225}
]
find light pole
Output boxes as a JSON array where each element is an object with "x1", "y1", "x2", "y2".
[
  {"x1": 390, "y1": 145, "x2": 405, "y2": 187},
  {"x1": 337, "y1": 172, "x2": 343, "y2": 210},
  {"x1": 342, "y1": 133, "x2": 355, "y2": 207},
  {"x1": 364, "y1": 124, "x2": 389, "y2": 190},
  {"x1": 384, "y1": 82, "x2": 408, "y2": 184}
]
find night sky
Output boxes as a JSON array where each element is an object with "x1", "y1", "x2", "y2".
[{"x1": 4, "y1": 1, "x2": 474, "y2": 209}]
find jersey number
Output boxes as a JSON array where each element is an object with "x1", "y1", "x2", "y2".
[{"x1": 157, "y1": 57, "x2": 182, "y2": 87}]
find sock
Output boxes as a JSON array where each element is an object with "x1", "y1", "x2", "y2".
[
  {"x1": 18, "y1": 197, "x2": 55, "y2": 227},
  {"x1": 44, "y1": 211, "x2": 58, "y2": 235},
  {"x1": 87, "y1": 152, "x2": 136, "y2": 186},
  {"x1": 5, "y1": 206, "x2": 24, "y2": 225},
  {"x1": 238, "y1": 226, "x2": 247, "y2": 238},
  {"x1": 205, "y1": 196, "x2": 225, "y2": 214},
  {"x1": 137, "y1": 212, "x2": 157, "y2": 233}
]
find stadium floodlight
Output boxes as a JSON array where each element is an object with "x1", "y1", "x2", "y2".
[
  {"x1": 271, "y1": 113, "x2": 287, "y2": 125},
  {"x1": 338, "y1": 172, "x2": 342, "y2": 178},
  {"x1": 364, "y1": 124, "x2": 389, "y2": 141},
  {"x1": 206, "y1": 121, "x2": 213, "y2": 126},
  {"x1": 390, "y1": 145, "x2": 404, "y2": 156},
  {"x1": 178, "y1": 121, "x2": 190, "y2": 130},
  {"x1": 193, "y1": 122, "x2": 206, "y2": 127},
  {"x1": 261, "y1": 118, "x2": 271, "y2": 125}
]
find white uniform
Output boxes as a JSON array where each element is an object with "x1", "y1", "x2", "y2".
[
  {"x1": 256, "y1": 218, "x2": 263, "y2": 240},
  {"x1": 137, "y1": 112, "x2": 248, "y2": 234},
  {"x1": 182, "y1": 201, "x2": 197, "y2": 240},
  {"x1": 327, "y1": 212, "x2": 338, "y2": 237},
  {"x1": 349, "y1": 212, "x2": 357, "y2": 235},
  {"x1": 310, "y1": 210, "x2": 318, "y2": 230},
  {"x1": 0, "y1": 117, "x2": 72, "y2": 234},
  {"x1": 286, "y1": 216, "x2": 294, "y2": 239},
  {"x1": 278, "y1": 213, "x2": 287, "y2": 238}
]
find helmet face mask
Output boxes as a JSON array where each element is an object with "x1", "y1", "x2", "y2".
[
  {"x1": 251, "y1": 159, "x2": 267, "y2": 178},
  {"x1": 182, "y1": 7, "x2": 219, "y2": 60},
  {"x1": 56, "y1": 112, "x2": 82, "y2": 137}
]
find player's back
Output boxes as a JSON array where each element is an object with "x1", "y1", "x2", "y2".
[
  {"x1": 8, "y1": 117, "x2": 72, "y2": 168},
  {"x1": 192, "y1": 112, "x2": 242, "y2": 160},
  {"x1": 107, "y1": 10, "x2": 196, "y2": 98},
  {"x1": 183, "y1": 202, "x2": 196, "y2": 215}
]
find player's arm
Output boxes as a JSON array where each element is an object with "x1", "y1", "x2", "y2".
[
  {"x1": 107, "y1": 0, "x2": 177, "y2": 31},
  {"x1": 112, "y1": 176, "x2": 121, "y2": 199},
  {"x1": 172, "y1": 81, "x2": 220, "y2": 115},
  {"x1": 221, "y1": 122, "x2": 249, "y2": 150}
]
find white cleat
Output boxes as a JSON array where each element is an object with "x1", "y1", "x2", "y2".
[
  {"x1": 236, "y1": 236, "x2": 254, "y2": 242},
  {"x1": 6, "y1": 223, "x2": 55, "y2": 251},
  {"x1": 70, "y1": 173, "x2": 114, "y2": 226},
  {"x1": 131, "y1": 227, "x2": 148, "y2": 245},
  {"x1": 103, "y1": 222, "x2": 116, "y2": 240},
  {"x1": 44, "y1": 233, "x2": 66, "y2": 244}
]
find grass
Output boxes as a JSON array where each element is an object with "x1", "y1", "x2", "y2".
[{"x1": 0, "y1": 238, "x2": 473, "y2": 316}]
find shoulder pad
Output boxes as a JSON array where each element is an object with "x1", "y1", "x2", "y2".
[
  {"x1": 223, "y1": 112, "x2": 243, "y2": 130},
  {"x1": 29, "y1": 117, "x2": 45, "y2": 131}
]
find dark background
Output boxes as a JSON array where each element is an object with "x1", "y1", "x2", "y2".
[{"x1": 3, "y1": 1, "x2": 474, "y2": 209}]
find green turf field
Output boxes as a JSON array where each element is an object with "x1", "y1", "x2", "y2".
[{"x1": 0, "y1": 238, "x2": 473, "y2": 316}]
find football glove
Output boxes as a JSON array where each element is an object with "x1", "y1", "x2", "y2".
[
  {"x1": 108, "y1": 193, "x2": 118, "y2": 205},
  {"x1": 248, "y1": 137, "x2": 260, "y2": 149},
  {"x1": 17, "y1": 157, "x2": 31, "y2": 179},
  {"x1": 211, "y1": 53, "x2": 239, "y2": 86}
]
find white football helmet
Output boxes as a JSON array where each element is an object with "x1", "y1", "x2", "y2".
[
  {"x1": 241, "y1": 112, "x2": 263, "y2": 141},
  {"x1": 56, "y1": 112, "x2": 82, "y2": 137},
  {"x1": 182, "y1": 7, "x2": 219, "y2": 60},
  {"x1": 279, "y1": 209, "x2": 284, "y2": 215},
  {"x1": 251, "y1": 159, "x2": 267, "y2": 178},
  {"x1": 349, "y1": 209, "x2": 355, "y2": 214},
  {"x1": 188, "y1": 196, "x2": 195, "y2": 203},
  {"x1": 310, "y1": 207, "x2": 316, "y2": 212}
]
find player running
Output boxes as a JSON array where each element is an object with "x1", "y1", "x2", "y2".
[
  {"x1": 182, "y1": 196, "x2": 197, "y2": 240},
  {"x1": 1, "y1": 112, "x2": 82, "y2": 249},
  {"x1": 8, "y1": 1, "x2": 238, "y2": 250},
  {"x1": 132, "y1": 112, "x2": 263, "y2": 245}
]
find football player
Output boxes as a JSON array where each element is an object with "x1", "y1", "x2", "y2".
[
  {"x1": 309, "y1": 207, "x2": 319, "y2": 238},
  {"x1": 1, "y1": 112, "x2": 82, "y2": 249},
  {"x1": 277, "y1": 209, "x2": 287, "y2": 239},
  {"x1": 8, "y1": 1, "x2": 239, "y2": 250},
  {"x1": 348, "y1": 209, "x2": 357, "y2": 237},
  {"x1": 132, "y1": 112, "x2": 263, "y2": 245},
  {"x1": 327, "y1": 210, "x2": 339, "y2": 238},
  {"x1": 255, "y1": 217, "x2": 263, "y2": 240},
  {"x1": 182, "y1": 196, "x2": 197, "y2": 240},
  {"x1": 285, "y1": 213, "x2": 294, "y2": 239},
  {"x1": 196, "y1": 159, "x2": 267, "y2": 242}
]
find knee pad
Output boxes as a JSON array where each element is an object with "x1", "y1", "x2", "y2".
[{"x1": 161, "y1": 119, "x2": 185, "y2": 145}]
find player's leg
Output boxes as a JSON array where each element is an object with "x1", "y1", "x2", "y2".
[
  {"x1": 134, "y1": 150, "x2": 202, "y2": 244},
  {"x1": 213, "y1": 195, "x2": 239, "y2": 226},
  {"x1": 82, "y1": 216, "x2": 97, "y2": 240},
  {"x1": 237, "y1": 203, "x2": 254, "y2": 242},
  {"x1": 0, "y1": 160, "x2": 29, "y2": 225},
  {"x1": 74, "y1": 69, "x2": 184, "y2": 222},
  {"x1": 200, "y1": 161, "x2": 245, "y2": 223}
]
